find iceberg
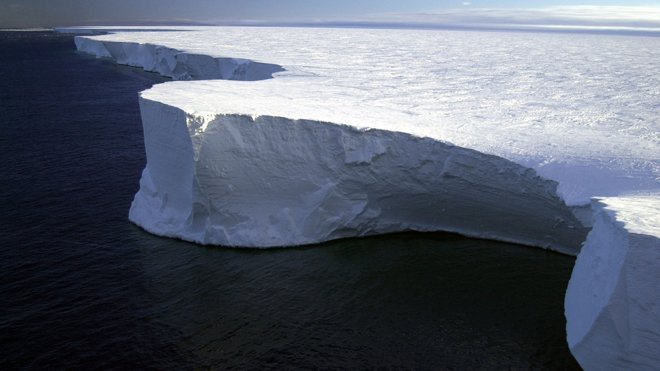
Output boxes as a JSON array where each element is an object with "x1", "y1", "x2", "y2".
[
  {"x1": 65, "y1": 25, "x2": 659, "y2": 368},
  {"x1": 565, "y1": 194, "x2": 660, "y2": 370},
  {"x1": 131, "y1": 85, "x2": 585, "y2": 251},
  {"x1": 73, "y1": 33, "x2": 589, "y2": 252}
]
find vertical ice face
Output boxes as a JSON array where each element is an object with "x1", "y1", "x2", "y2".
[
  {"x1": 74, "y1": 33, "x2": 589, "y2": 252},
  {"x1": 128, "y1": 97, "x2": 587, "y2": 252},
  {"x1": 565, "y1": 195, "x2": 660, "y2": 370},
  {"x1": 74, "y1": 36, "x2": 284, "y2": 81}
]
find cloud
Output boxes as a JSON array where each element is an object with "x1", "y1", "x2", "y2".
[{"x1": 367, "y1": 6, "x2": 660, "y2": 30}]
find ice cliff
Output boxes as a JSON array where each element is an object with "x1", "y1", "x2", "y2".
[
  {"x1": 75, "y1": 36, "x2": 283, "y2": 81},
  {"x1": 74, "y1": 34, "x2": 588, "y2": 253},
  {"x1": 71, "y1": 27, "x2": 659, "y2": 370},
  {"x1": 131, "y1": 95, "x2": 585, "y2": 252},
  {"x1": 565, "y1": 195, "x2": 660, "y2": 370}
]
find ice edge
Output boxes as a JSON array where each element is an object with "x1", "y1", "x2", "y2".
[
  {"x1": 74, "y1": 35, "x2": 284, "y2": 81},
  {"x1": 74, "y1": 34, "x2": 588, "y2": 254}
]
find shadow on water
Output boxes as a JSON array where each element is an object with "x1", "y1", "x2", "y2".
[
  {"x1": 0, "y1": 31, "x2": 580, "y2": 369},
  {"x1": 131, "y1": 229, "x2": 580, "y2": 370}
]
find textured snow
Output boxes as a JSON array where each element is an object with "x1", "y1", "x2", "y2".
[
  {"x1": 565, "y1": 193, "x2": 660, "y2": 370},
  {"x1": 73, "y1": 26, "x2": 659, "y2": 206}
]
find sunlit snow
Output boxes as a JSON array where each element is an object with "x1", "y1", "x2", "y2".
[{"x1": 76, "y1": 26, "x2": 659, "y2": 206}]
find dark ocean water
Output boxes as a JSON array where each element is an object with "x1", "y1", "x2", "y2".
[{"x1": 0, "y1": 31, "x2": 580, "y2": 370}]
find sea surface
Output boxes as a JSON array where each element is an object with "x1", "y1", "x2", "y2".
[{"x1": 0, "y1": 31, "x2": 580, "y2": 369}]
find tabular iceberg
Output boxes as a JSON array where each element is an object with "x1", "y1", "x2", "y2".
[
  {"x1": 74, "y1": 32, "x2": 592, "y2": 252},
  {"x1": 131, "y1": 92, "x2": 585, "y2": 252},
  {"x1": 67, "y1": 26, "x2": 660, "y2": 369}
]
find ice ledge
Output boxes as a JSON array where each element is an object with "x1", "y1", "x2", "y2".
[
  {"x1": 565, "y1": 194, "x2": 660, "y2": 370},
  {"x1": 129, "y1": 97, "x2": 587, "y2": 253},
  {"x1": 74, "y1": 34, "x2": 588, "y2": 253},
  {"x1": 74, "y1": 35, "x2": 284, "y2": 81}
]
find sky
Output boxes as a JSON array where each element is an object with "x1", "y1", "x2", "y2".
[{"x1": 1, "y1": 0, "x2": 660, "y2": 29}]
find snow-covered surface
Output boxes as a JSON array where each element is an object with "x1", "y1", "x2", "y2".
[
  {"x1": 565, "y1": 193, "x2": 660, "y2": 370},
  {"x1": 70, "y1": 26, "x2": 659, "y2": 206}
]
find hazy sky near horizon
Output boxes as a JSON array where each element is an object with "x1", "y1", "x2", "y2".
[{"x1": 1, "y1": 0, "x2": 660, "y2": 28}]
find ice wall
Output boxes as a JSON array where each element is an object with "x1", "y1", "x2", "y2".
[
  {"x1": 130, "y1": 97, "x2": 587, "y2": 253},
  {"x1": 74, "y1": 36, "x2": 283, "y2": 81},
  {"x1": 74, "y1": 34, "x2": 587, "y2": 252},
  {"x1": 565, "y1": 195, "x2": 660, "y2": 370}
]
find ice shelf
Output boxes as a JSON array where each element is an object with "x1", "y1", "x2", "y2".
[
  {"x1": 130, "y1": 92, "x2": 586, "y2": 252},
  {"x1": 67, "y1": 26, "x2": 659, "y2": 369},
  {"x1": 74, "y1": 32, "x2": 594, "y2": 253}
]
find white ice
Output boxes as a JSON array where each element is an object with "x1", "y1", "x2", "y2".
[
  {"x1": 65, "y1": 24, "x2": 660, "y2": 370},
  {"x1": 130, "y1": 90, "x2": 585, "y2": 252}
]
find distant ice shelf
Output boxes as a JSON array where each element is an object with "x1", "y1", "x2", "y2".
[{"x1": 75, "y1": 36, "x2": 284, "y2": 81}]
